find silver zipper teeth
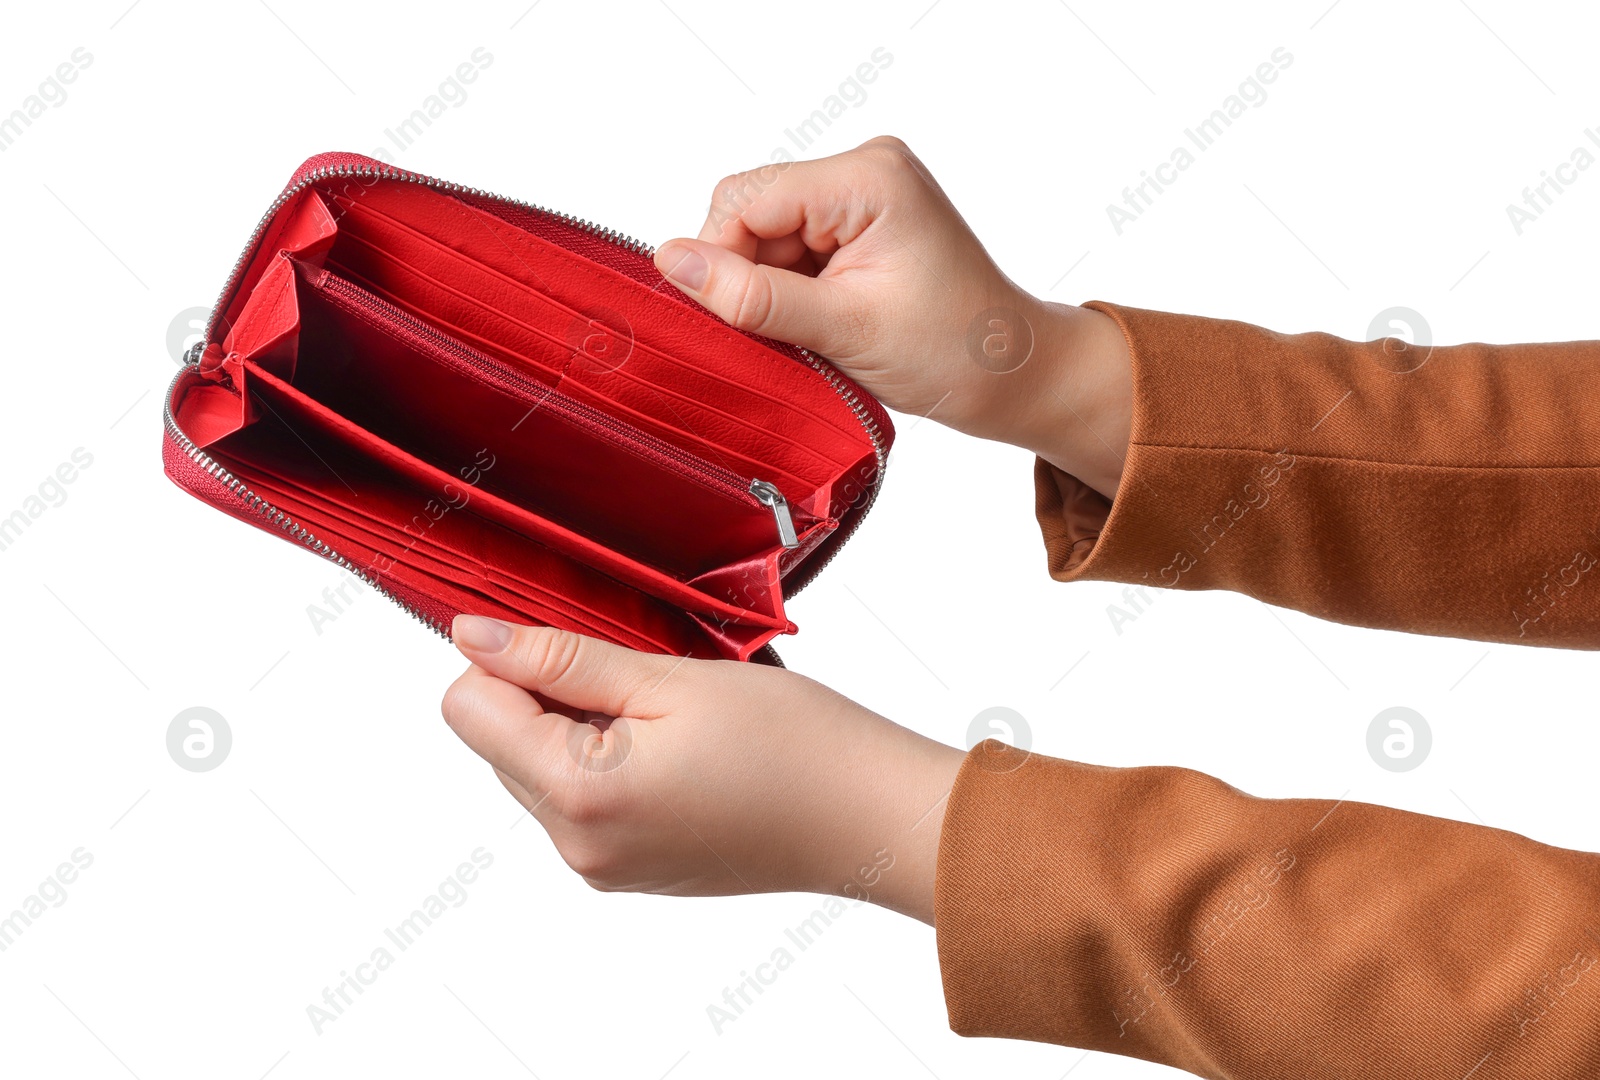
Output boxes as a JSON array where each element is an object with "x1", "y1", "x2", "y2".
[{"x1": 176, "y1": 160, "x2": 888, "y2": 640}]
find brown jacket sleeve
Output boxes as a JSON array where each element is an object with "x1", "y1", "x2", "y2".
[
  {"x1": 935, "y1": 741, "x2": 1600, "y2": 1078},
  {"x1": 1038, "y1": 301, "x2": 1600, "y2": 648},
  {"x1": 930, "y1": 305, "x2": 1600, "y2": 1077}
]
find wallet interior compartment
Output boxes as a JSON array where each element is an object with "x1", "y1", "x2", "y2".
[
  {"x1": 311, "y1": 182, "x2": 864, "y2": 494},
  {"x1": 230, "y1": 358, "x2": 789, "y2": 638},
  {"x1": 322, "y1": 237, "x2": 828, "y2": 499},
  {"x1": 204, "y1": 378, "x2": 784, "y2": 659},
  {"x1": 286, "y1": 267, "x2": 804, "y2": 586}
]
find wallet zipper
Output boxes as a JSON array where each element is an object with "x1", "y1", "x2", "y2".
[
  {"x1": 747, "y1": 481, "x2": 798, "y2": 548},
  {"x1": 171, "y1": 161, "x2": 885, "y2": 647},
  {"x1": 193, "y1": 163, "x2": 886, "y2": 486},
  {"x1": 314, "y1": 271, "x2": 799, "y2": 550}
]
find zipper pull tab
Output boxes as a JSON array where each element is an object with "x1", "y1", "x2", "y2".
[{"x1": 749, "y1": 479, "x2": 799, "y2": 549}]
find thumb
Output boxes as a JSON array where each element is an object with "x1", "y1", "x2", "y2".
[
  {"x1": 451, "y1": 615, "x2": 674, "y2": 717},
  {"x1": 654, "y1": 238, "x2": 847, "y2": 355}
]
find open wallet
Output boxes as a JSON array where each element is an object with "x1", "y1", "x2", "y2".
[{"x1": 162, "y1": 153, "x2": 892, "y2": 663}]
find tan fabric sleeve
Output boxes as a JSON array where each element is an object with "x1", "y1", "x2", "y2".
[
  {"x1": 935, "y1": 740, "x2": 1600, "y2": 1078},
  {"x1": 1039, "y1": 301, "x2": 1600, "y2": 648}
]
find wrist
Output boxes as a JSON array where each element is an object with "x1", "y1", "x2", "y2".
[
  {"x1": 962, "y1": 298, "x2": 1133, "y2": 499},
  {"x1": 811, "y1": 732, "x2": 965, "y2": 925}
]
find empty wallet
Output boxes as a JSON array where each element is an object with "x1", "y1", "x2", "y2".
[{"x1": 162, "y1": 152, "x2": 892, "y2": 662}]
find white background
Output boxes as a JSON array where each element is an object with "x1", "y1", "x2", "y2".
[{"x1": 2, "y1": 1, "x2": 1597, "y2": 1077}]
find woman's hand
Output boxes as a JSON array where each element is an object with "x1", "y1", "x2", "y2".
[
  {"x1": 652, "y1": 135, "x2": 1133, "y2": 497},
  {"x1": 440, "y1": 614, "x2": 966, "y2": 923}
]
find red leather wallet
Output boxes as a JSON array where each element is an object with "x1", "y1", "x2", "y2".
[{"x1": 163, "y1": 153, "x2": 891, "y2": 662}]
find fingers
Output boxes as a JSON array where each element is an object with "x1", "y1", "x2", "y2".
[
  {"x1": 693, "y1": 153, "x2": 872, "y2": 252},
  {"x1": 440, "y1": 663, "x2": 567, "y2": 788},
  {"x1": 653, "y1": 238, "x2": 852, "y2": 355},
  {"x1": 752, "y1": 233, "x2": 821, "y2": 276},
  {"x1": 687, "y1": 137, "x2": 923, "y2": 254},
  {"x1": 652, "y1": 140, "x2": 926, "y2": 352},
  {"x1": 451, "y1": 615, "x2": 676, "y2": 718}
]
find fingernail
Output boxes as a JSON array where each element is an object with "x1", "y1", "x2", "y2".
[
  {"x1": 453, "y1": 614, "x2": 514, "y2": 653},
  {"x1": 659, "y1": 243, "x2": 708, "y2": 291}
]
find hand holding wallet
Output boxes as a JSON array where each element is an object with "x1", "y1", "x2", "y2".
[{"x1": 163, "y1": 153, "x2": 892, "y2": 662}]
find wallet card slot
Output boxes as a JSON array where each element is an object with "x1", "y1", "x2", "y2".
[
  {"x1": 337, "y1": 253, "x2": 821, "y2": 503},
  {"x1": 209, "y1": 385, "x2": 768, "y2": 657},
  {"x1": 330, "y1": 218, "x2": 831, "y2": 458},
  {"x1": 328, "y1": 195, "x2": 835, "y2": 427},
  {"x1": 295, "y1": 267, "x2": 806, "y2": 586},
  {"x1": 226, "y1": 468, "x2": 684, "y2": 653},
  {"x1": 328, "y1": 252, "x2": 571, "y2": 387},
  {"x1": 238, "y1": 355, "x2": 788, "y2": 633},
  {"x1": 240, "y1": 459, "x2": 707, "y2": 654},
  {"x1": 326, "y1": 235, "x2": 823, "y2": 495},
  {"x1": 322, "y1": 190, "x2": 851, "y2": 483}
]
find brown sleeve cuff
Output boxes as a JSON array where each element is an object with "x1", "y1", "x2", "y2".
[
  {"x1": 931, "y1": 739, "x2": 1254, "y2": 1076},
  {"x1": 1033, "y1": 300, "x2": 1600, "y2": 648},
  {"x1": 932, "y1": 740, "x2": 1600, "y2": 1078}
]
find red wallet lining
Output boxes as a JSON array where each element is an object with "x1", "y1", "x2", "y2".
[
  {"x1": 181, "y1": 167, "x2": 894, "y2": 658},
  {"x1": 444, "y1": 193, "x2": 879, "y2": 447},
  {"x1": 206, "y1": 376, "x2": 775, "y2": 656},
  {"x1": 230, "y1": 468, "x2": 680, "y2": 652},
  {"x1": 288, "y1": 267, "x2": 802, "y2": 584},
  {"x1": 331, "y1": 192, "x2": 859, "y2": 439},
  {"x1": 307, "y1": 257, "x2": 810, "y2": 503},
  {"x1": 322, "y1": 233, "x2": 834, "y2": 491},
  {"x1": 320, "y1": 187, "x2": 862, "y2": 475},
  {"x1": 238, "y1": 359, "x2": 785, "y2": 631},
  {"x1": 326, "y1": 230, "x2": 840, "y2": 482},
  {"x1": 323, "y1": 247, "x2": 824, "y2": 501},
  {"x1": 332, "y1": 240, "x2": 569, "y2": 381}
]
